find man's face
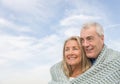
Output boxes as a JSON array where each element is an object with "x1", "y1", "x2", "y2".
[{"x1": 80, "y1": 27, "x2": 104, "y2": 58}]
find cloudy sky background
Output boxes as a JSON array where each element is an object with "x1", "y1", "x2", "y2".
[{"x1": 0, "y1": 0, "x2": 120, "y2": 84}]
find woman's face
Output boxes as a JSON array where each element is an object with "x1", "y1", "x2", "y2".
[{"x1": 64, "y1": 40, "x2": 82, "y2": 66}]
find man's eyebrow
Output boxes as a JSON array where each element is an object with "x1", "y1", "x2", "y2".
[
  {"x1": 87, "y1": 36, "x2": 93, "y2": 38},
  {"x1": 80, "y1": 35, "x2": 93, "y2": 38}
]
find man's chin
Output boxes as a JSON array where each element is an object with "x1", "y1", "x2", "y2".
[{"x1": 86, "y1": 53, "x2": 94, "y2": 58}]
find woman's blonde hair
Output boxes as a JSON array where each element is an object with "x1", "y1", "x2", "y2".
[{"x1": 62, "y1": 36, "x2": 91, "y2": 77}]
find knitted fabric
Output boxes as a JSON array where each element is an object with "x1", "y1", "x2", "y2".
[{"x1": 49, "y1": 45, "x2": 120, "y2": 84}]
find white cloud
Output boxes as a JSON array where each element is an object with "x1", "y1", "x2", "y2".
[
  {"x1": 61, "y1": 0, "x2": 110, "y2": 27},
  {"x1": 105, "y1": 24, "x2": 120, "y2": 29},
  {"x1": 60, "y1": 14, "x2": 101, "y2": 26},
  {"x1": 0, "y1": 34, "x2": 59, "y2": 84},
  {"x1": 0, "y1": 33, "x2": 62, "y2": 84},
  {"x1": 0, "y1": 32, "x2": 62, "y2": 64},
  {"x1": 0, "y1": 18, "x2": 8, "y2": 25},
  {"x1": 65, "y1": 0, "x2": 107, "y2": 16},
  {"x1": 1, "y1": 0, "x2": 62, "y2": 23},
  {"x1": 1, "y1": 0, "x2": 38, "y2": 12},
  {"x1": 0, "y1": 34, "x2": 36, "y2": 60},
  {"x1": 63, "y1": 27, "x2": 80, "y2": 37},
  {"x1": 106, "y1": 39, "x2": 120, "y2": 51},
  {"x1": 0, "y1": 17, "x2": 32, "y2": 32},
  {"x1": 1, "y1": 65, "x2": 51, "y2": 84},
  {"x1": 56, "y1": 0, "x2": 109, "y2": 39},
  {"x1": 0, "y1": 59, "x2": 8, "y2": 65},
  {"x1": 36, "y1": 34, "x2": 63, "y2": 63}
]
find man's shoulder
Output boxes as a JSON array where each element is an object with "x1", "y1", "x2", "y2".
[
  {"x1": 105, "y1": 47, "x2": 120, "y2": 60},
  {"x1": 107, "y1": 47, "x2": 120, "y2": 56}
]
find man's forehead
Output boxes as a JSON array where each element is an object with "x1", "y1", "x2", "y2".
[
  {"x1": 80, "y1": 28, "x2": 97, "y2": 36},
  {"x1": 80, "y1": 34, "x2": 94, "y2": 38}
]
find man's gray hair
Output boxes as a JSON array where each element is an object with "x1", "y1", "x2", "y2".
[{"x1": 81, "y1": 22, "x2": 104, "y2": 36}]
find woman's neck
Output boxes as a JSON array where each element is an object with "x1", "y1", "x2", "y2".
[{"x1": 70, "y1": 65, "x2": 82, "y2": 77}]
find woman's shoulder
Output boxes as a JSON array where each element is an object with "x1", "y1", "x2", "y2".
[{"x1": 50, "y1": 61, "x2": 63, "y2": 72}]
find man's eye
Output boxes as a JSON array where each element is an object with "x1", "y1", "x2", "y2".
[
  {"x1": 87, "y1": 37, "x2": 93, "y2": 41},
  {"x1": 80, "y1": 38, "x2": 84, "y2": 43},
  {"x1": 88, "y1": 38, "x2": 92, "y2": 40}
]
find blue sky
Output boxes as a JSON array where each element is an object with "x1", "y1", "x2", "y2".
[{"x1": 0, "y1": 0, "x2": 120, "y2": 84}]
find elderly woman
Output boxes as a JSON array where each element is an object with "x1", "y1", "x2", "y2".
[{"x1": 49, "y1": 36, "x2": 91, "y2": 84}]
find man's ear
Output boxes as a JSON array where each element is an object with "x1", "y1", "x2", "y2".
[{"x1": 101, "y1": 35, "x2": 104, "y2": 41}]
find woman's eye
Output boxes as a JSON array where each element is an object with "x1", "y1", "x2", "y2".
[
  {"x1": 65, "y1": 48, "x2": 69, "y2": 51},
  {"x1": 73, "y1": 47, "x2": 79, "y2": 50}
]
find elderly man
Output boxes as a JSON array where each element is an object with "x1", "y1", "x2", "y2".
[{"x1": 70, "y1": 22, "x2": 120, "y2": 84}]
